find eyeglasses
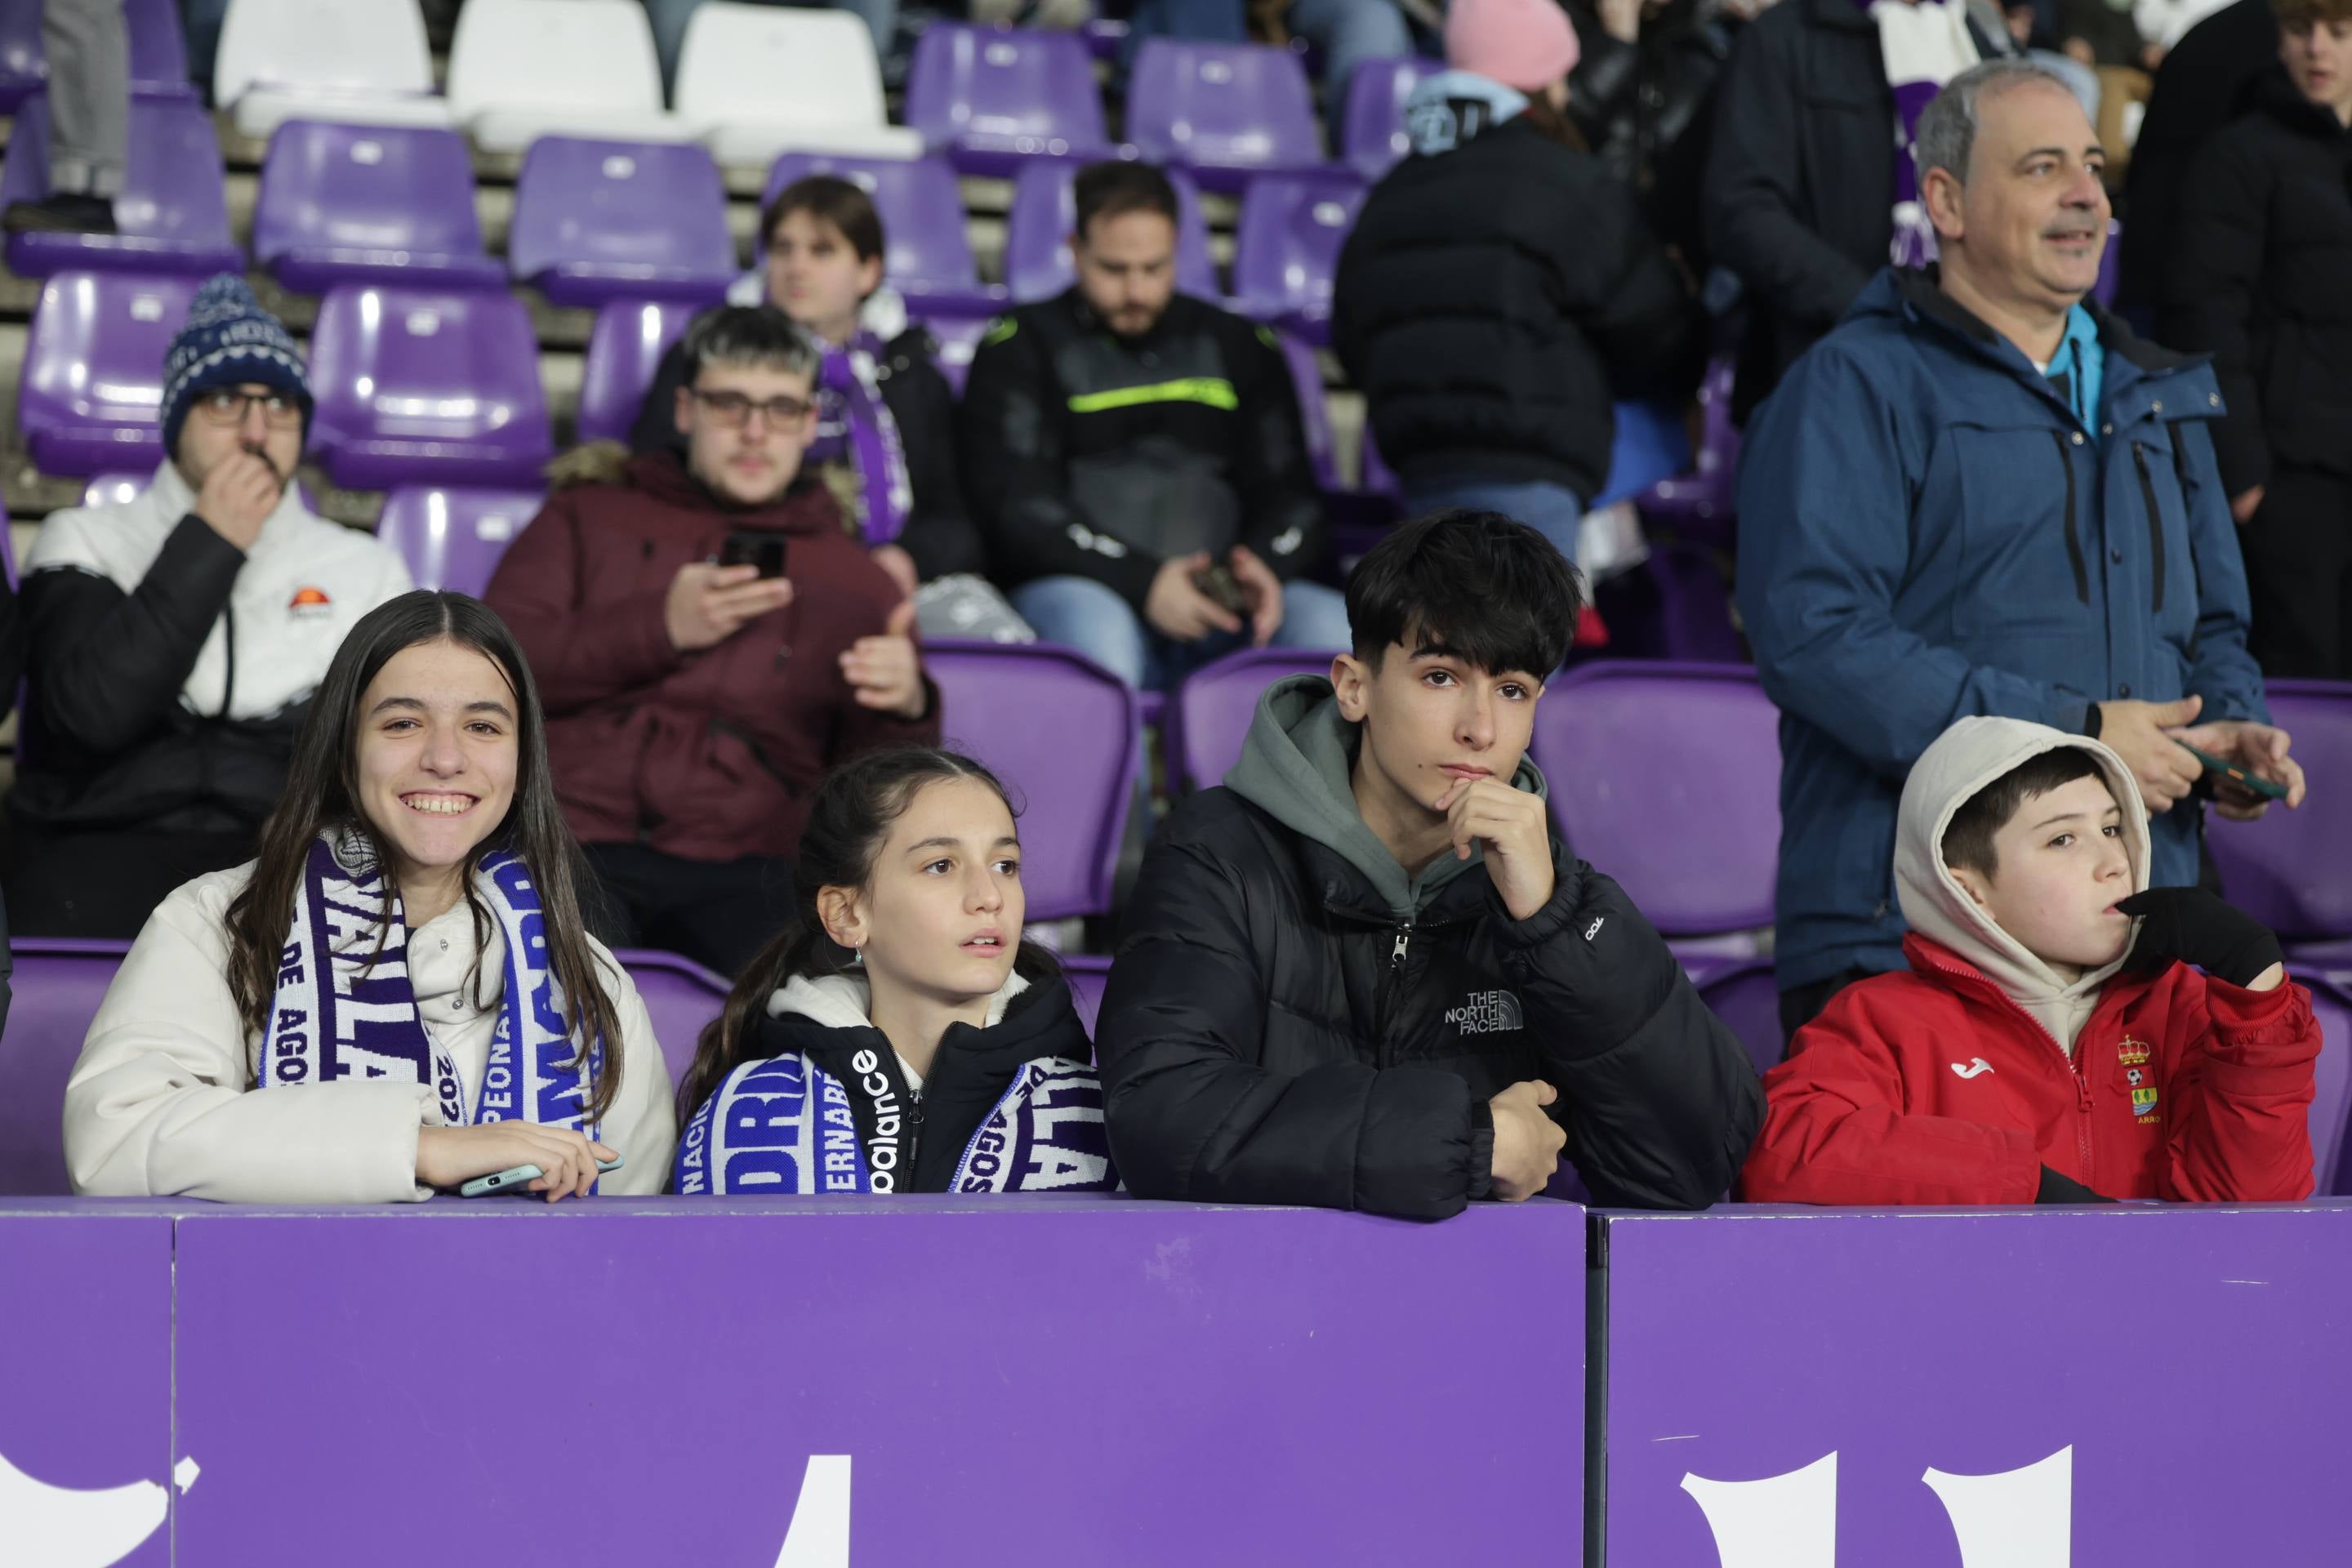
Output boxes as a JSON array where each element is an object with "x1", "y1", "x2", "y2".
[
  {"x1": 192, "y1": 389, "x2": 304, "y2": 429},
  {"x1": 689, "y1": 388, "x2": 814, "y2": 428}
]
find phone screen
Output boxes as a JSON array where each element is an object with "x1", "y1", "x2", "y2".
[{"x1": 719, "y1": 532, "x2": 789, "y2": 579}]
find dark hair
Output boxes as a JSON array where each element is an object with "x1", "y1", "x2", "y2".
[
  {"x1": 1519, "y1": 94, "x2": 1588, "y2": 151},
  {"x1": 762, "y1": 174, "x2": 887, "y2": 270},
  {"x1": 1073, "y1": 159, "x2": 1179, "y2": 240},
  {"x1": 1940, "y1": 746, "x2": 2108, "y2": 880},
  {"x1": 675, "y1": 746, "x2": 1057, "y2": 1128},
  {"x1": 225, "y1": 591, "x2": 626, "y2": 1123},
  {"x1": 1345, "y1": 509, "x2": 1585, "y2": 675},
  {"x1": 678, "y1": 304, "x2": 818, "y2": 384},
  {"x1": 2276, "y1": 0, "x2": 2352, "y2": 26}
]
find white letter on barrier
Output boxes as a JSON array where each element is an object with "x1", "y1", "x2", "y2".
[
  {"x1": 1922, "y1": 1445, "x2": 2072, "y2": 1568},
  {"x1": 1680, "y1": 1450, "x2": 1838, "y2": 1568},
  {"x1": 773, "y1": 1454, "x2": 852, "y2": 1568}
]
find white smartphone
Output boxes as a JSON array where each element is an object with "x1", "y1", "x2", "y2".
[{"x1": 457, "y1": 1153, "x2": 624, "y2": 1198}]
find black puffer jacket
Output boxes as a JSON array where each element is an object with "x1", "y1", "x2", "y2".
[
  {"x1": 2161, "y1": 72, "x2": 2352, "y2": 493},
  {"x1": 630, "y1": 316, "x2": 985, "y2": 582},
  {"x1": 1094, "y1": 679, "x2": 1762, "y2": 1219},
  {"x1": 1333, "y1": 92, "x2": 1702, "y2": 503},
  {"x1": 2117, "y1": 0, "x2": 2276, "y2": 316}
]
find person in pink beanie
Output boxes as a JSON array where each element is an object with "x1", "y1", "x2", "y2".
[{"x1": 1333, "y1": 0, "x2": 1702, "y2": 567}]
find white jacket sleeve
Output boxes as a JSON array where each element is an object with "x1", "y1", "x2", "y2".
[
  {"x1": 592, "y1": 960, "x2": 679, "y2": 1196},
  {"x1": 63, "y1": 877, "x2": 433, "y2": 1203}
]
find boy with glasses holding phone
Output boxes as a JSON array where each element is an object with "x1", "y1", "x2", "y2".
[
  {"x1": 487, "y1": 306, "x2": 938, "y2": 976},
  {"x1": 8, "y1": 274, "x2": 412, "y2": 938}
]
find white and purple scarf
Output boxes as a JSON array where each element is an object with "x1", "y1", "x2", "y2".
[
  {"x1": 258, "y1": 835, "x2": 601, "y2": 1156},
  {"x1": 807, "y1": 334, "x2": 914, "y2": 547},
  {"x1": 1865, "y1": 0, "x2": 1981, "y2": 268},
  {"x1": 674, "y1": 1054, "x2": 1116, "y2": 1196}
]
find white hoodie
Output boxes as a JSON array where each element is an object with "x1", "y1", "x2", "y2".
[
  {"x1": 1894, "y1": 716, "x2": 2153, "y2": 1056},
  {"x1": 63, "y1": 864, "x2": 678, "y2": 1202}
]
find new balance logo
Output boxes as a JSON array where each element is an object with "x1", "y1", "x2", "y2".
[
  {"x1": 1443, "y1": 989, "x2": 1524, "y2": 1035},
  {"x1": 1951, "y1": 1058, "x2": 1995, "y2": 1080},
  {"x1": 1683, "y1": 1446, "x2": 2072, "y2": 1567}
]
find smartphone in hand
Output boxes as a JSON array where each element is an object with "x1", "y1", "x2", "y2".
[
  {"x1": 719, "y1": 530, "x2": 789, "y2": 579},
  {"x1": 458, "y1": 1155, "x2": 626, "y2": 1198}
]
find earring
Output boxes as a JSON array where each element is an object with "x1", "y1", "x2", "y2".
[{"x1": 848, "y1": 943, "x2": 865, "y2": 968}]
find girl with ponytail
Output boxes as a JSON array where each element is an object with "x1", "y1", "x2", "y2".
[{"x1": 673, "y1": 746, "x2": 1116, "y2": 1196}]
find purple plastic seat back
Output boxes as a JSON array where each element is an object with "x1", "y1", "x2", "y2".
[
  {"x1": 1230, "y1": 170, "x2": 1365, "y2": 340},
  {"x1": 1340, "y1": 56, "x2": 1439, "y2": 177},
  {"x1": 1127, "y1": 39, "x2": 1325, "y2": 192},
  {"x1": 1169, "y1": 646, "x2": 1339, "y2": 792},
  {"x1": 1639, "y1": 354, "x2": 1740, "y2": 550},
  {"x1": 307, "y1": 284, "x2": 554, "y2": 489},
  {"x1": 918, "y1": 314, "x2": 990, "y2": 397},
  {"x1": 2308, "y1": 978, "x2": 2352, "y2": 1195},
  {"x1": 1694, "y1": 958, "x2": 1783, "y2": 1083},
  {"x1": 1359, "y1": 425, "x2": 1401, "y2": 497},
  {"x1": 906, "y1": 24, "x2": 1109, "y2": 177},
  {"x1": 375, "y1": 485, "x2": 543, "y2": 598},
  {"x1": 1, "y1": 938, "x2": 130, "y2": 1195},
  {"x1": 1530, "y1": 662, "x2": 1780, "y2": 937},
  {"x1": 1276, "y1": 330, "x2": 1339, "y2": 491},
  {"x1": 2208, "y1": 681, "x2": 2352, "y2": 943},
  {"x1": 0, "y1": 0, "x2": 43, "y2": 110},
  {"x1": 1062, "y1": 952, "x2": 1111, "y2": 1040},
  {"x1": 508, "y1": 138, "x2": 734, "y2": 307},
  {"x1": 253, "y1": 121, "x2": 502, "y2": 294},
  {"x1": 126, "y1": 0, "x2": 194, "y2": 99},
  {"x1": 2092, "y1": 219, "x2": 2122, "y2": 308},
  {"x1": 761, "y1": 153, "x2": 1002, "y2": 315},
  {"x1": 0, "y1": 95, "x2": 241, "y2": 278},
  {"x1": 926, "y1": 639, "x2": 1140, "y2": 920},
  {"x1": 19, "y1": 271, "x2": 199, "y2": 478},
  {"x1": 577, "y1": 296, "x2": 715, "y2": 448},
  {"x1": 1003, "y1": 158, "x2": 1219, "y2": 303},
  {"x1": 615, "y1": 949, "x2": 732, "y2": 1095}
]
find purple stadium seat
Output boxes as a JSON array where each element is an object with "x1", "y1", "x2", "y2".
[
  {"x1": 125, "y1": 0, "x2": 194, "y2": 99},
  {"x1": 1276, "y1": 330, "x2": 1340, "y2": 492},
  {"x1": 1003, "y1": 158, "x2": 1220, "y2": 305},
  {"x1": 1168, "y1": 646, "x2": 1339, "y2": 792},
  {"x1": 1080, "y1": 17, "x2": 1128, "y2": 60},
  {"x1": 1639, "y1": 355, "x2": 1740, "y2": 550},
  {"x1": 906, "y1": 24, "x2": 1113, "y2": 178},
  {"x1": 0, "y1": 95, "x2": 242, "y2": 278},
  {"x1": 2208, "y1": 680, "x2": 2352, "y2": 980},
  {"x1": 18, "y1": 271, "x2": 198, "y2": 478},
  {"x1": 1359, "y1": 425, "x2": 1401, "y2": 497},
  {"x1": 616, "y1": 948, "x2": 732, "y2": 1094},
  {"x1": 926, "y1": 639, "x2": 1140, "y2": 920},
  {"x1": 253, "y1": 122, "x2": 502, "y2": 296},
  {"x1": 919, "y1": 314, "x2": 990, "y2": 399},
  {"x1": 2307, "y1": 978, "x2": 2352, "y2": 1195},
  {"x1": 2, "y1": 938, "x2": 129, "y2": 1195},
  {"x1": 306, "y1": 284, "x2": 554, "y2": 489},
  {"x1": 2093, "y1": 219, "x2": 2122, "y2": 309},
  {"x1": 1530, "y1": 662, "x2": 1779, "y2": 939},
  {"x1": 1126, "y1": 39, "x2": 1326, "y2": 194},
  {"x1": 0, "y1": 0, "x2": 42, "y2": 111},
  {"x1": 1062, "y1": 952, "x2": 1111, "y2": 1040},
  {"x1": 1230, "y1": 171, "x2": 1365, "y2": 345},
  {"x1": 376, "y1": 485, "x2": 544, "y2": 598},
  {"x1": 760, "y1": 154, "x2": 1006, "y2": 319},
  {"x1": 508, "y1": 138, "x2": 735, "y2": 309},
  {"x1": 577, "y1": 296, "x2": 715, "y2": 447},
  {"x1": 1339, "y1": 56, "x2": 1439, "y2": 178},
  {"x1": 1693, "y1": 959, "x2": 1784, "y2": 1082}
]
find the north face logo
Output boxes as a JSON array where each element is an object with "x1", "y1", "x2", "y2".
[{"x1": 1443, "y1": 989, "x2": 1524, "y2": 1035}]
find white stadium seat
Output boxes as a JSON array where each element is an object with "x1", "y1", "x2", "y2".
[
  {"x1": 675, "y1": 4, "x2": 923, "y2": 167},
  {"x1": 447, "y1": 0, "x2": 698, "y2": 152},
  {"x1": 214, "y1": 0, "x2": 453, "y2": 137}
]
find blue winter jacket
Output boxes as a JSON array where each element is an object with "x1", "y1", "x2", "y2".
[{"x1": 1737, "y1": 267, "x2": 2268, "y2": 991}]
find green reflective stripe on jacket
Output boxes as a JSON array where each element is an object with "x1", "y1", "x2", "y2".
[
  {"x1": 982, "y1": 317, "x2": 1018, "y2": 347},
  {"x1": 1066, "y1": 377, "x2": 1240, "y2": 415}
]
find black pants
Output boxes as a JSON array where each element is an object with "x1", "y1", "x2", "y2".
[
  {"x1": 580, "y1": 842, "x2": 794, "y2": 980},
  {"x1": 1777, "y1": 966, "x2": 1878, "y2": 1058},
  {"x1": 7, "y1": 827, "x2": 258, "y2": 938},
  {"x1": 2242, "y1": 465, "x2": 2352, "y2": 680}
]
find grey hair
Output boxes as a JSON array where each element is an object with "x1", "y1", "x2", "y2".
[
  {"x1": 1913, "y1": 58, "x2": 2082, "y2": 185},
  {"x1": 678, "y1": 303, "x2": 819, "y2": 383}
]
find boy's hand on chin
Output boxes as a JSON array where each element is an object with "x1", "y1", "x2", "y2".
[{"x1": 1437, "y1": 776, "x2": 1554, "y2": 921}]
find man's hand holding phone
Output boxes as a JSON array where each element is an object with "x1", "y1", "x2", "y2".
[{"x1": 666, "y1": 561, "x2": 794, "y2": 652}]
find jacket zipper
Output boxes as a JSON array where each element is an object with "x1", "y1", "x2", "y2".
[
  {"x1": 1374, "y1": 921, "x2": 1414, "y2": 1068},
  {"x1": 1917, "y1": 950, "x2": 2097, "y2": 1178},
  {"x1": 2046, "y1": 430, "x2": 2091, "y2": 605},
  {"x1": 2130, "y1": 441, "x2": 2167, "y2": 613}
]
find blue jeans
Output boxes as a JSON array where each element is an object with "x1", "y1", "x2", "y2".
[
  {"x1": 1012, "y1": 573, "x2": 1353, "y2": 692},
  {"x1": 643, "y1": 0, "x2": 900, "y2": 96},
  {"x1": 1403, "y1": 479, "x2": 1584, "y2": 568}
]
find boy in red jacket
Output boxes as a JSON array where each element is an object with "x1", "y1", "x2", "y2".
[{"x1": 1744, "y1": 715, "x2": 2319, "y2": 1205}]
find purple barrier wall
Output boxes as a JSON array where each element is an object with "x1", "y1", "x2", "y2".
[
  {"x1": 1597, "y1": 1200, "x2": 2352, "y2": 1566},
  {"x1": 0, "y1": 1203, "x2": 177, "y2": 1567},
  {"x1": 149, "y1": 1195, "x2": 1583, "y2": 1565}
]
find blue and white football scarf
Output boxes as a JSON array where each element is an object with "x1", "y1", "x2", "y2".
[
  {"x1": 675, "y1": 1054, "x2": 1116, "y2": 1196},
  {"x1": 258, "y1": 833, "x2": 601, "y2": 1167}
]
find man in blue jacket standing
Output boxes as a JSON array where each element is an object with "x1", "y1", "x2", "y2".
[{"x1": 1738, "y1": 58, "x2": 2310, "y2": 1042}]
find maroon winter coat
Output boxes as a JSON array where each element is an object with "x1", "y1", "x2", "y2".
[{"x1": 485, "y1": 450, "x2": 937, "y2": 862}]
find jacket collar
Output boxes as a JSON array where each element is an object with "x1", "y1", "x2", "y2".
[{"x1": 1888, "y1": 264, "x2": 2195, "y2": 376}]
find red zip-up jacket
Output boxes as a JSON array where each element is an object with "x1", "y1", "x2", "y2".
[{"x1": 1742, "y1": 933, "x2": 2319, "y2": 1205}]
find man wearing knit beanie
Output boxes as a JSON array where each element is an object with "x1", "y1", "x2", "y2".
[{"x1": 7, "y1": 274, "x2": 411, "y2": 938}]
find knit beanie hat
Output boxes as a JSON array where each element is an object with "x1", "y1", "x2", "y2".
[
  {"x1": 1445, "y1": 0, "x2": 1581, "y2": 92},
  {"x1": 159, "y1": 274, "x2": 311, "y2": 457}
]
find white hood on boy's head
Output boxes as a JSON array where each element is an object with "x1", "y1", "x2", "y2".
[{"x1": 1895, "y1": 716, "x2": 2151, "y2": 1054}]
